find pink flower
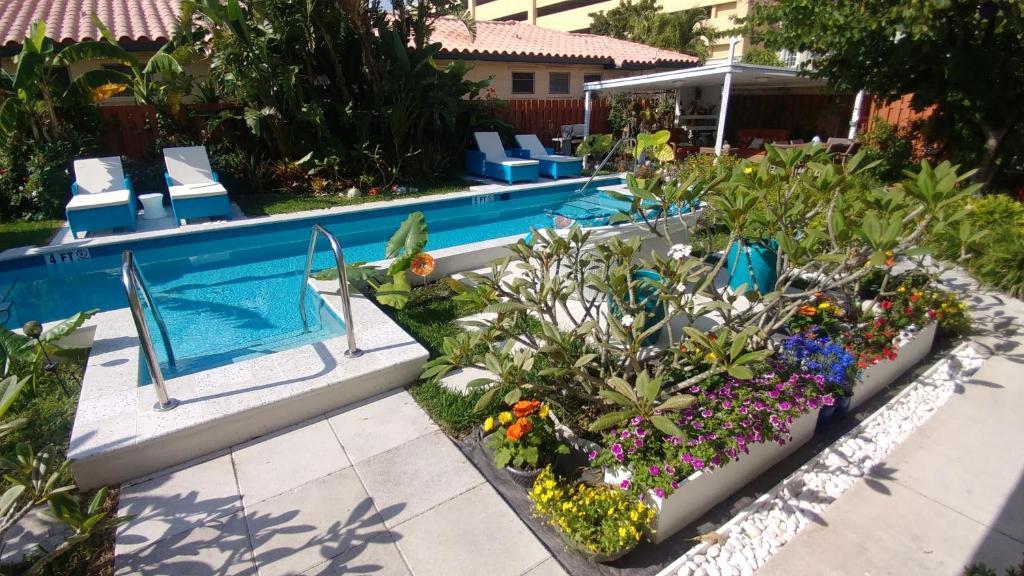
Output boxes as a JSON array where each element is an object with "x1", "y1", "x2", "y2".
[{"x1": 620, "y1": 479, "x2": 631, "y2": 490}]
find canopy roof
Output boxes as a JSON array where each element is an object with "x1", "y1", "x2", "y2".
[{"x1": 583, "y1": 62, "x2": 830, "y2": 94}]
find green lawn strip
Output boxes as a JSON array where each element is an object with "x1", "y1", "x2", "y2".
[
  {"x1": 371, "y1": 280, "x2": 487, "y2": 436},
  {"x1": 234, "y1": 178, "x2": 474, "y2": 217},
  {"x1": 0, "y1": 220, "x2": 62, "y2": 252}
]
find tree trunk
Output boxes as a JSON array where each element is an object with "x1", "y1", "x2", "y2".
[{"x1": 976, "y1": 122, "x2": 1009, "y2": 189}]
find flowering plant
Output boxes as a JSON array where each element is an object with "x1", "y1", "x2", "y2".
[
  {"x1": 484, "y1": 400, "x2": 567, "y2": 470},
  {"x1": 778, "y1": 332, "x2": 857, "y2": 397},
  {"x1": 846, "y1": 284, "x2": 938, "y2": 368},
  {"x1": 787, "y1": 292, "x2": 847, "y2": 336},
  {"x1": 594, "y1": 368, "x2": 831, "y2": 499},
  {"x1": 530, "y1": 467, "x2": 654, "y2": 557}
]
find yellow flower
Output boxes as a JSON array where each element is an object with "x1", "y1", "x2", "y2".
[
  {"x1": 705, "y1": 351, "x2": 718, "y2": 362},
  {"x1": 630, "y1": 511, "x2": 639, "y2": 521},
  {"x1": 498, "y1": 411, "x2": 513, "y2": 425},
  {"x1": 898, "y1": 286, "x2": 906, "y2": 293},
  {"x1": 818, "y1": 302, "x2": 830, "y2": 309},
  {"x1": 619, "y1": 527, "x2": 627, "y2": 538},
  {"x1": 483, "y1": 416, "x2": 495, "y2": 432},
  {"x1": 539, "y1": 404, "x2": 550, "y2": 419},
  {"x1": 743, "y1": 166, "x2": 753, "y2": 175}
]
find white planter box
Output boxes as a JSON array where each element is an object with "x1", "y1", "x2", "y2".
[
  {"x1": 606, "y1": 408, "x2": 818, "y2": 544},
  {"x1": 849, "y1": 322, "x2": 937, "y2": 411}
]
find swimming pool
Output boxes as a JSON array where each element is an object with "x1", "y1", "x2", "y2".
[{"x1": 0, "y1": 178, "x2": 625, "y2": 378}]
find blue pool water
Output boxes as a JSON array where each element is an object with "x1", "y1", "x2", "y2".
[{"x1": 0, "y1": 178, "x2": 624, "y2": 379}]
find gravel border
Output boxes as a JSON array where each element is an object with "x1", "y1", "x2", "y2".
[{"x1": 658, "y1": 342, "x2": 984, "y2": 576}]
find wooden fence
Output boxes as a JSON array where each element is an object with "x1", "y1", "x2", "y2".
[
  {"x1": 97, "y1": 105, "x2": 159, "y2": 159},
  {"x1": 494, "y1": 98, "x2": 610, "y2": 143}
]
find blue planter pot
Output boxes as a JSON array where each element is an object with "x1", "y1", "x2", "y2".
[
  {"x1": 815, "y1": 404, "x2": 837, "y2": 432},
  {"x1": 608, "y1": 269, "x2": 666, "y2": 346},
  {"x1": 725, "y1": 240, "x2": 778, "y2": 294},
  {"x1": 835, "y1": 395, "x2": 851, "y2": 417}
]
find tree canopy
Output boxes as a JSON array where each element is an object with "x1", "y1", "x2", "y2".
[
  {"x1": 590, "y1": 0, "x2": 716, "y2": 61},
  {"x1": 745, "y1": 0, "x2": 1024, "y2": 185}
]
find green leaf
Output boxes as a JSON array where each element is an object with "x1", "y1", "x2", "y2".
[
  {"x1": 503, "y1": 388, "x2": 522, "y2": 405},
  {"x1": 587, "y1": 410, "x2": 637, "y2": 432},
  {"x1": 374, "y1": 272, "x2": 411, "y2": 309},
  {"x1": 494, "y1": 447, "x2": 511, "y2": 468},
  {"x1": 0, "y1": 485, "x2": 25, "y2": 515},
  {"x1": 59, "y1": 41, "x2": 136, "y2": 68},
  {"x1": 40, "y1": 309, "x2": 97, "y2": 343},
  {"x1": 142, "y1": 52, "x2": 183, "y2": 76},
  {"x1": 650, "y1": 415, "x2": 685, "y2": 439},
  {"x1": 656, "y1": 394, "x2": 696, "y2": 411},
  {"x1": 636, "y1": 371, "x2": 659, "y2": 405},
  {"x1": 474, "y1": 387, "x2": 499, "y2": 413},
  {"x1": 466, "y1": 378, "x2": 495, "y2": 390},
  {"x1": 727, "y1": 365, "x2": 754, "y2": 380},
  {"x1": 573, "y1": 353, "x2": 597, "y2": 368},
  {"x1": 605, "y1": 376, "x2": 637, "y2": 403},
  {"x1": 598, "y1": 389, "x2": 634, "y2": 408},
  {"x1": 385, "y1": 212, "x2": 428, "y2": 259}
]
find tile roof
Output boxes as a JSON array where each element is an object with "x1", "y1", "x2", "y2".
[
  {"x1": 0, "y1": 5, "x2": 698, "y2": 69},
  {"x1": 0, "y1": 0, "x2": 180, "y2": 49},
  {"x1": 430, "y1": 17, "x2": 699, "y2": 68}
]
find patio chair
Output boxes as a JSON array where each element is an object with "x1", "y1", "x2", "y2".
[
  {"x1": 163, "y1": 146, "x2": 232, "y2": 226},
  {"x1": 465, "y1": 132, "x2": 539, "y2": 184},
  {"x1": 66, "y1": 157, "x2": 137, "y2": 239},
  {"x1": 825, "y1": 137, "x2": 853, "y2": 156},
  {"x1": 834, "y1": 141, "x2": 861, "y2": 164},
  {"x1": 512, "y1": 134, "x2": 583, "y2": 179}
]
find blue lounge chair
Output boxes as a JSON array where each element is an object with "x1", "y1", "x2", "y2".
[
  {"x1": 163, "y1": 146, "x2": 232, "y2": 226},
  {"x1": 66, "y1": 157, "x2": 137, "y2": 239},
  {"x1": 465, "y1": 132, "x2": 539, "y2": 184},
  {"x1": 513, "y1": 134, "x2": 583, "y2": 179}
]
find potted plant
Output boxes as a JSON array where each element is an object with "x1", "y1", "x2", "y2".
[
  {"x1": 529, "y1": 467, "x2": 653, "y2": 562},
  {"x1": 725, "y1": 238, "x2": 778, "y2": 294},
  {"x1": 777, "y1": 331, "x2": 856, "y2": 429},
  {"x1": 483, "y1": 400, "x2": 568, "y2": 489}
]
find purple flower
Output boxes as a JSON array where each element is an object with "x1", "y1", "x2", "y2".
[
  {"x1": 690, "y1": 385, "x2": 700, "y2": 393},
  {"x1": 692, "y1": 420, "x2": 703, "y2": 430},
  {"x1": 620, "y1": 479, "x2": 630, "y2": 490},
  {"x1": 665, "y1": 465, "x2": 676, "y2": 475},
  {"x1": 754, "y1": 400, "x2": 766, "y2": 411},
  {"x1": 587, "y1": 450, "x2": 598, "y2": 461},
  {"x1": 630, "y1": 416, "x2": 643, "y2": 425},
  {"x1": 649, "y1": 465, "x2": 661, "y2": 476},
  {"x1": 610, "y1": 443, "x2": 623, "y2": 455},
  {"x1": 654, "y1": 487, "x2": 666, "y2": 498},
  {"x1": 615, "y1": 453, "x2": 624, "y2": 462},
  {"x1": 701, "y1": 409, "x2": 714, "y2": 418},
  {"x1": 768, "y1": 390, "x2": 780, "y2": 399},
  {"x1": 739, "y1": 407, "x2": 749, "y2": 415},
  {"x1": 779, "y1": 401, "x2": 792, "y2": 410},
  {"x1": 693, "y1": 459, "x2": 705, "y2": 470},
  {"x1": 636, "y1": 427, "x2": 647, "y2": 437},
  {"x1": 823, "y1": 395, "x2": 835, "y2": 406},
  {"x1": 670, "y1": 481, "x2": 680, "y2": 490},
  {"x1": 620, "y1": 429, "x2": 631, "y2": 439},
  {"x1": 722, "y1": 400, "x2": 733, "y2": 409},
  {"x1": 634, "y1": 438, "x2": 644, "y2": 448},
  {"x1": 681, "y1": 453, "x2": 694, "y2": 463}
]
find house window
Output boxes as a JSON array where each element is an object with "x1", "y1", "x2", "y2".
[
  {"x1": 549, "y1": 72, "x2": 570, "y2": 95},
  {"x1": 512, "y1": 72, "x2": 535, "y2": 95},
  {"x1": 583, "y1": 74, "x2": 602, "y2": 85}
]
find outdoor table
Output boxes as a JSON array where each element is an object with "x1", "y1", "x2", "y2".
[{"x1": 139, "y1": 193, "x2": 167, "y2": 220}]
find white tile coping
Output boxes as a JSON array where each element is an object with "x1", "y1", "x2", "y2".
[
  {"x1": 0, "y1": 174, "x2": 625, "y2": 262},
  {"x1": 66, "y1": 277, "x2": 428, "y2": 490}
]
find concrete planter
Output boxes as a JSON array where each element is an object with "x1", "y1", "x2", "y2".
[
  {"x1": 850, "y1": 322, "x2": 937, "y2": 411},
  {"x1": 606, "y1": 409, "x2": 818, "y2": 544}
]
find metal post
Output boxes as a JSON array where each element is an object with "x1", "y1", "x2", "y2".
[
  {"x1": 714, "y1": 37, "x2": 740, "y2": 156},
  {"x1": 121, "y1": 251, "x2": 178, "y2": 412},
  {"x1": 299, "y1": 225, "x2": 362, "y2": 358},
  {"x1": 674, "y1": 87, "x2": 683, "y2": 127},
  {"x1": 583, "y1": 89, "x2": 592, "y2": 138},
  {"x1": 848, "y1": 90, "x2": 865, "y2": 140}
]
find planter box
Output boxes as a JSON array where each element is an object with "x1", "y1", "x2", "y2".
[
  {"x1": 849, "y1": 322, "x2": 937, "y2": 411},
  {"x1": 606, "y1": 409, "x2": 818, "y2": 544}
]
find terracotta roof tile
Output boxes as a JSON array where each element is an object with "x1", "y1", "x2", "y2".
[
  {"x1": 430, "y1": 17, "x2": 699, "y2": 68},
  {"x1": 1, "y1": 4, "x2": 698, "y2": 69},
  {"x1": 0, "y1": 0, "x2": 180, "y2": 48}
]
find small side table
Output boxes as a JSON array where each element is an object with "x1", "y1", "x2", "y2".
[{"x1": 139, "y1": 193, "x2": 167, "y2": 220}]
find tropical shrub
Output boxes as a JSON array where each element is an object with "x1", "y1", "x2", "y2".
[
  {"x1": 530, "y1": 467, "x2": 654, "y2": 558},
  {"x1": 859, "y1": 117, "x2": 916, "y2": 182}
]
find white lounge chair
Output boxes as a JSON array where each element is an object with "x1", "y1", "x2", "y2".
[
  {"x1": 465, "y1": 132, "x2": 539, "y2": 184},
  {"x1": 66, "y1": 157, "x2": 137, "y2": 239},
  {"x1": 514, "y1": 134, "x2": 583, "y2": 179},
  {"x1": 163, "y1": 146, "x2": 232, "y2": 225}
]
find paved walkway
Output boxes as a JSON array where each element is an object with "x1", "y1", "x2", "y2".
[
  {"x1": 757, "y1": 271, "x2": 1024, "y2": 575},
  {"x1": 113, "y1": 389, "x2": 566, "y2": 576}
]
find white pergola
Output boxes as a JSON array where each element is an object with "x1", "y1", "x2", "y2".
[{"x1": 582, "y1": 40, "x2": 865, "y2": 155}]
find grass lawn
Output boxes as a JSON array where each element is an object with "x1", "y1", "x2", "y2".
[
  {"x1": 0, "y1": 220, "x2": 62, "y2": 252},
  {"x1": 372, "y1": 280, "x2": 488, "y2": 436},
  {"x1": 234, "y1": 178, "x2": 474, "y2": 217}
]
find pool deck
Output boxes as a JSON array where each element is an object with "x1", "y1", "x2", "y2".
[{"x1": 67, "y1": 279, "x2": 428, "y2": 489}]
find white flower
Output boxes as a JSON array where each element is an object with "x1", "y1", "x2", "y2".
[
  {"x1": 668, "y1": 244, "x2": 692, "y2": 260},
  {"x1": 621, "y1": 314, "x2": 634, "y2": 328}
]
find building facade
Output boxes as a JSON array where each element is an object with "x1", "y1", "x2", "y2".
[{"x1": 469, "y1": 0, "x2": 750, "y2": 60}]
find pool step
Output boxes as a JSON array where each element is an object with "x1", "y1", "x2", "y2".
[{"x1": 67, "y1": 283, "x2": 429, "y2": 490}]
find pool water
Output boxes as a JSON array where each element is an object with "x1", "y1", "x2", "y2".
[{"x1": 0, "y1": 178, "x2": 626, "y2": 380}]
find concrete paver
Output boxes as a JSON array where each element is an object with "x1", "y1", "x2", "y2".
[
  {"x1": 394, "y1": 483, "x2": 552, "y2": 576},
  {"x1": 232, "y1": 418, "x2": 351, "y2": 506},
  {"x1": 114, "y1": 511, "x2": 257, "y2": 576},
  {"x1": 327, "y1": 390, "x2": 438, "y2": 463}
]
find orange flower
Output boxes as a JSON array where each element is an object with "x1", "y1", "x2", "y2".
[
  {"x1": 512, "y1": 399, "x2": 541, "y2": 417},
  {"x1": 798, "y1": 305, "x2": 818, "y2": 317},
  {"x1": 506, "y1": 417, "x2": 533, "y2": 441},
  {"x1": 410, "y1": 252, "x2": 435, "y2": 277},
  {"x1": 90, "y1": 83, "x2": 128, "y2": 102}
]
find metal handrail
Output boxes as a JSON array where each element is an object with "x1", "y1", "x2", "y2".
[
  {"x1": 299, "y1": 224, "x2": 362, "y2": 358},
  {"x1": 121, "y1": 250, "x2": 178, "y2": 412},
  {"x1": 577, "y1": 136, "x2": 633, "y2": 197}
]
